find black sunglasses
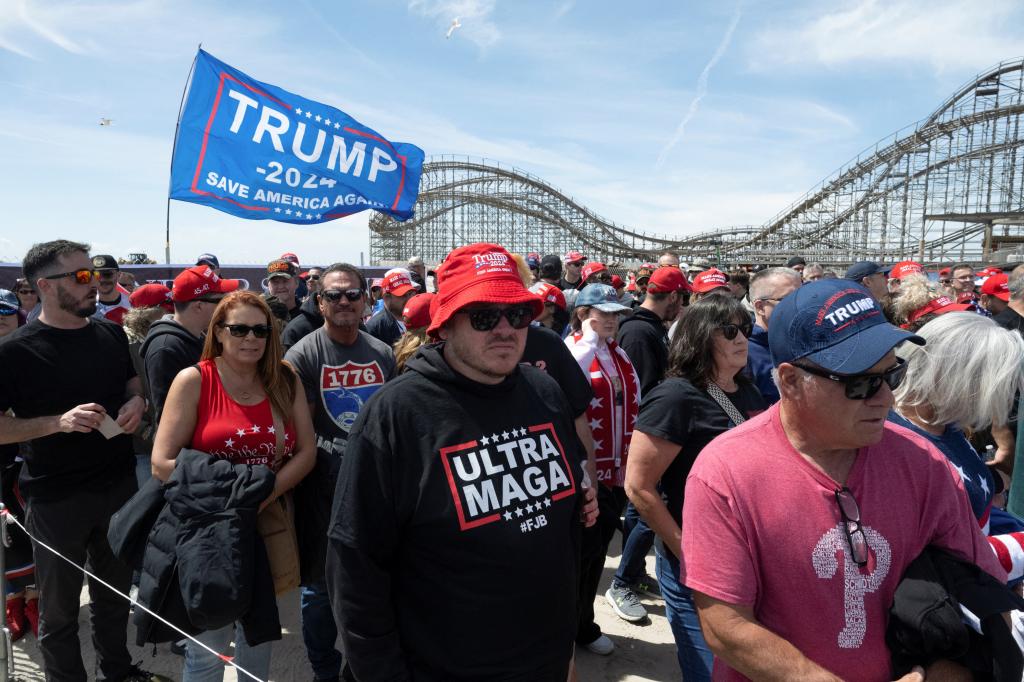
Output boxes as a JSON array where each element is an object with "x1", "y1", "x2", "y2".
[
  {"x1": 96, "y1": 269, "x2": 118, "y2": 279},
  {"x1": 308, "y1": 274, "x2": 320, "y2": 281},
  {"x1": 718, "y1": 322, "x2": 753, "y2": 340},
  {"x1": 321, "y1": 288, "x2": 363, "y2": 303},
  {"x1": 793, "y1": 357, "x2": 907, "y2": 400},
  {"x1": 835, "y1": 488, "x2": 868, "y2": 566},
  {"x1": 457, "y1": 305, "x2": 535, "y2": 332},
  {"x1": 43, "y1": 269, "x2": 99, "y2": 285},
  {"x1": 219, "y1": 323, "x2": 271, "y2": 339}
]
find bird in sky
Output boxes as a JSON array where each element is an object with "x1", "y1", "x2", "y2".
[
  {"x1": 99, "y1": 118, "x2": 113, "y2": 126},
  {"x1": 446, "y1": 17, "x2": 461, "y2": 39}
]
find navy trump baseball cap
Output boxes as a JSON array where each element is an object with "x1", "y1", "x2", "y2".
[
  {"x1": 768, "y1": 279, "x2": 923, "y2": 374},
  {"x1": 844, "y1": 261, "x2": 888, "y2": 282}
]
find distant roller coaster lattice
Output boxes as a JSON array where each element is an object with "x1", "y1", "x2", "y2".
[{"x1": 371, "y1": 57, "x2": 1024, "y2": 266}]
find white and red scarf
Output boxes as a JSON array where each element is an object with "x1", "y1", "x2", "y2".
[{"x1": 571, "y1": 334, "x2": 639, "y2": 487}]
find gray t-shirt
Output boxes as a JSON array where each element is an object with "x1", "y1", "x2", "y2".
[{"x1": 285, "y1": 327, "x2": 395, "y2": 460}]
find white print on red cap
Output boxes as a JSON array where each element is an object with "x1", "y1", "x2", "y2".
[
  {"x1": 473, "y1": 252, "x2": 510, "y2": 269},
  {"x1": 439, "y1": 423, "x2": 577, "y2": 533}
]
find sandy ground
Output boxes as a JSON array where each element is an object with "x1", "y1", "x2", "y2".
[{"x1": 7, "y1": 548, "x2": 678, "y2": 682}]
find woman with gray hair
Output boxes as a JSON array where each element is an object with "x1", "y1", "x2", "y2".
[{"x1": 889, "y1": 312, "x2": 1024, "y2": 580}]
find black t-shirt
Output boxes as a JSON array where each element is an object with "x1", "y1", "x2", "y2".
[
  {"x1": 329, "y1": 344, "x2": 582, "y2": 681},
  {"x1": 0, "y1": 319, "x2": 136, "y2": 499},
  {"x1": 993, "y1": 307, "x2": 1024, "y2": 335},
  {"x1": 635, "y1": 377, "x2": 765, "y2": 522},
  {"x1": 557, "y1": 276, "x2": 580, "y2": 291},
  {"x1": 521, "y1": 324, "x2": 593, "y2": 417}
]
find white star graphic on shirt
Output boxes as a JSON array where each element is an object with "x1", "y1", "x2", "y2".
[
  {"x1": 593, "y1": 439, "x2": 603, "y2": 452},
  {"x1": 514, "y1": 507, "x2": 524, "y2": 518},
  {"x1": 490, "y1": 433, "x2": 500, "y2": 444},
  {"x1": 224, "y1": 438, "x2": 234, "y2": 448},
  {"x1": 590, "y1": 397, "x2": 603, "y2": 409},
  {"x1": 501, "y1": 430, "x2": 510, "y2": 440},
  {"x1": 236, "y1": 428, "x2": 247, "y2": 437},
  {"x1": 980, "y1": 476, "x2": 991, "y2": 497},
  {"x1": 480, "y1": 435, "x2": 491, "y2": 446},
  {"x1": 503, "y1": 510, "x2": 513, "y2": 521},
  {"x1": 519, "y1": 427, "x2": 528, "y2": 437},
  {"x1": 251, "y1": 425, "x2": 261, "y2": 433},
  {"x1": 526, "y1": 502, "x2": 535, "y2": 513},
  {"x1": 543, "y1": 497, "x2": 552, "y2": 508},
  {"x1": 633, "y1": 391, "x2": 641, "y2": 405},
  {"x1": 268, "y1": 426, "x2": 276, "y2": 434},
  {"x1": 589, "y1": 418, "x2": 602, "y2": 432}
]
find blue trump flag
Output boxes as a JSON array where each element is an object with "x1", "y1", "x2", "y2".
[{"x1": 169, "y1": 50, "x2": 424, "y2": 223}]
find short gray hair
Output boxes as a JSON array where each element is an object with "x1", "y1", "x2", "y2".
[
  {"x1": 804, "y1": 263, "x2": 825, "y2": 278},
  {"x1": 895, "y1": 312, "x2": 1024, "y2": 429},
  {"x1": 750, "y1": 267, "x2": 802, "y2": 301},
  {"x1": 1008, "y1": 264, "x2": 1024, "y2": 301}
]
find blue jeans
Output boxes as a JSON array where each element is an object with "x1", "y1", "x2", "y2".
[
  {"x1": 183, "y1": 622, "x2": 272, "y2": 682},
  {"x1": 134, "y1": 454, "x2": 151, "y2": 488},
  {"x1": 656, "y1": 546, "x2": 712, "y2": 681},
  {"x1": 300, "y1": 582, "x2": 343, "y2": 679},
  {"x1": 612, "y1": 501, "x2": 655, "y2": 588}
]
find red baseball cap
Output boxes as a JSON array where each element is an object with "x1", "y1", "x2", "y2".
[
  {"x1": 382, "y1": 269, "x2": 417, "y2": 296},
  {"x1": 890, "y1": 260, "x2": 924, "y2": 280},
  {"x1": 939, "y1": 267, "x2": 951, "y2": 278},
  {"x1": 402, "y1": 292, "x2": 435, "y2": 330},
  {"x1": 530, "y1": 282, "x2": 567, "y2": 311},
  {"x1": 904, "y1": 295, "x2": 975, "y2": 327},
  {"x1": 580, "y1": 262, "x2": 607, "y2": 282},
  {"x1": 611, "y1": 275, "x2": 625, "y2": 290},
  {"x1": 429, "y1": 243, "x2": 544, "y2": 335},
  {"x1": 172, "y1": 265, "x2": 240, "y2": 302},
  {"x1": 646, "y1": 266, "x2": 692, "y2": 294},
  {"x1": 129, "y1": 283, "x2": 173, "y2": 312},
  {"x1": 279, "y1": 252, "x2": 300, "y2": 265},
  {"x1": 691, "y1": 268, "x2": 729, "y2": 294},
  {"x1": 564, "y1": 250, "x2": 586, "y2": 264},
  {"x1": 981, "y1": 273, "x2": 1010, "y2": 302}
]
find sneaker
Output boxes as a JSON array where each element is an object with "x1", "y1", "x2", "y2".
[
  {"x1": 632, "y1": 574, "x2": 661, "y2": 598},
  {"x1": 584, "y1": 633, "x2": 615, "y2": 655},
  {"x1": 120, "y1": 665, "x2": 174, "y2": 682},
  {"x1": 605, "y1": 585, "x2": 647, "y2": 622}
]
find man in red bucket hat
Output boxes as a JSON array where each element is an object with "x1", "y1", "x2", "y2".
[{"x1": 327, "y1": 243, "x2": 597, "y2": 681}]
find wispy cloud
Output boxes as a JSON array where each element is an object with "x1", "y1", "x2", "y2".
[
  {"x1": 407, "y1": 0, "x2": 500, "y2": 49},
  {"x1": 655, "y1": 6, "x2": 741, "y2": 169},
  {"x1": 751, "y1": 0, "x2": 1024, "y2": 75}
]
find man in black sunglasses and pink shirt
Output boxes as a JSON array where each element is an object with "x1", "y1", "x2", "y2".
[
  {"x1": 284, "y1": 263, "x2": 395, "y2": 681},
  {"x1": 681, "y1": 279, "x2": 1005, "y2": 681},
  {"x1": 327, "y1": 242, "x2": 598, "y2": 681}
]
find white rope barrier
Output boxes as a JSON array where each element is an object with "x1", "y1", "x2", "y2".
[{"x1": 1, "y1": 509, "x2": 267, "y2": 682}]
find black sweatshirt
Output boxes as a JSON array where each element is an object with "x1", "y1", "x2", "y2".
[
  {"x1": 281, "y1": 294, "x2": 324, "y2": 353},
  {"x1": 140, "y1": 317, "x2": 204, "y2": 421},
  {"x1": 327, "y1": 343, "x2": 584, "y2": 681},
  {"x1": 616, "y1": 306, "x2": 669, "y2": 394}
]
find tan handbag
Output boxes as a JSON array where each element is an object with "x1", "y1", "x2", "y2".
[{"x1": 256, "y1": 404, "x2": 301, "y2": 595}]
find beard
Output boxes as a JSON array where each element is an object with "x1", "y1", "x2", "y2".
[{"x1": 57, "y1": 284, "x2": 96, "y2": 318}]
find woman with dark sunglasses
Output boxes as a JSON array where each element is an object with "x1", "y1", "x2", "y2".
[
  {"x1": 625, "y1": 292, "x2": 766, "y2": 681},
  {"x1": 151, "y1": 290, "x2": 315, "y2": 680},
  {"x1": 889, "y1": 312, "x2": 1024, "y2": 582},
  {"x1": 13, "y1": 278, "x2": 38, "y2": 325}
]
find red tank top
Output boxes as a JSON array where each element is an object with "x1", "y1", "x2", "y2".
[{"x1": 191, "y1": 359, "x2": 295, "y2": 471}]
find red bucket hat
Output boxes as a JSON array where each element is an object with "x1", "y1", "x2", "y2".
[
  {"x1": 691, "y1": 268, "x2": 729, "y2": 294},
  {"x1": 402, "y1": 292, "x2": 435, "y2": 330},
  {"x1": 429, "y1": 243, "x2": 544, "y2": 335}
]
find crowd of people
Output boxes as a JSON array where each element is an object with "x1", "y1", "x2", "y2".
[{"x1": 1, "y1": 240, "x2": 1023, "y2": 681}]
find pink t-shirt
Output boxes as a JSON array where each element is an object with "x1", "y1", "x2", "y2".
[{"x1": 681, "y1": 403, "x2": 1005, "y2": 682}]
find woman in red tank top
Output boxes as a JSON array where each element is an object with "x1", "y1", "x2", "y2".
[{"x1": 151, "y1": 290, "x2": 314, "y2": 681}]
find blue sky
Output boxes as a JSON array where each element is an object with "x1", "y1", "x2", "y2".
[{"x1": 1, "y1": 0, "x2": 1023, "y2": 265}]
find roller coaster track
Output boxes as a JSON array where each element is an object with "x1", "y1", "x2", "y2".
[{"x1": 371, "y1": 58, "x2": 1024, "y2": 266}]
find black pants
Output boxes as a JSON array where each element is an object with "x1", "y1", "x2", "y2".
[
  {"x1": 576, "y1": 485, "x2": 627, "y2": 644},
  {"x1": 25, "y1": 473, "x2": 137, "y2": 682}
]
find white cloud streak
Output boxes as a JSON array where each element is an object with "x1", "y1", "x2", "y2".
[
  {"x1": 751, "y1": 0, "x2": 1024, "y2": 75},
  {"x1": 655, "y1": 6, "x2": 741, "y2": 169}
]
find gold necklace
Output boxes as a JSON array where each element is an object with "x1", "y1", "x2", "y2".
[{"x1": 219, "y1": 359, "x2": 258, "y2": 401}]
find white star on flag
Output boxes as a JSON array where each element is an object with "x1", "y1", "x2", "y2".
[
  {"x1": 306, "y1": 213, "x2": 313, "y2": 219},
  {"x1": 305, "y1": 111, "x2": 312, "y2": 118},
  {"x1": 285, "y1": 209, "x2": 292, "y2": 215},
  {"x1": 315, "y1": 114, "x2": 322, "y2": 122},
  {"x1": 980, "y1": 476, "x2": 991, "y2": 497},
  {"x1": 295, "y1": 108, "x2": 303, "y2": 115},
  {"x1": 225, "y1": 438, "x2": 234, "y2": 447},
  {"x1": 589, "y1": 418, "x2": 602, "y2": 431},
  {"x1": 324, "y1": 119, "x2": 332, "y2": 126},
  {"x1": 274, "y1": 207, "x2": 281, "y2": 213},
  {"x1": 481, "y1": 435, "x2": 491, "y2": 446},
  {"x1": 952, "y1": 463, "x2": 967, "y2": 482},
  {"x1": 333, "y1": 122, "x2": 341, "y2": 129},
  {"x1": 316, "y1": 214, "x2": 322, "y2": 219},
  {"x1": 236, "y1": 428, "x2": 247, "y2": 437}
]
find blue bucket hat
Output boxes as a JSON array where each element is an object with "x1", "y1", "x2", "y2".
[
  {"x1": 576, "y1": 283, "x2": 630, "y2": 313},
  {"x1": 768, "y1": 279, "x2": 923, "y2": 373}
]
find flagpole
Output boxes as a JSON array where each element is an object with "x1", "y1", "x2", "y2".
[{"x1": 165, "y1": 44, "x2": 202, "y2": 265}]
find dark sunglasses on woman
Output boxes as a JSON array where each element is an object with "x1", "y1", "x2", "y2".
[
  {"x1": 792, "y1": 357, "x2": 907, "y2": 400},
  {"x1": 321, "y1": 289, "x2": 363, "y2": 303},
  {"x1": 457, "y1": 305, "x2": 535, "y2": 332},
  {"x1": 220, "y1": 323, "x2": 272, "y2": 339},
  {"x1": 718, "y1": 322, "x2": 753, "y2": 340}
]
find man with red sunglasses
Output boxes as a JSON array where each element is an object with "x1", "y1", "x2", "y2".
[
  {"x1": 681, "y1": 279, "x2": 1004, "y2": 681},
  {"x1": 327, "y1": 243, "x2": 597, "y2": 681},
  {"x1": 0, "y1": 240, "x2": 160, "y2": 681}
]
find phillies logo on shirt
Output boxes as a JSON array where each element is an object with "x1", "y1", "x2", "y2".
[
  {"x1": 320, "y1": 361, "x2": 386, "y2": 433},
  {"x1": 440, "y1": 423, "x2": 577, "y2": 532}
]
